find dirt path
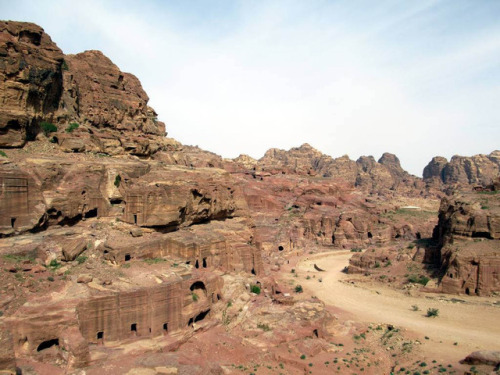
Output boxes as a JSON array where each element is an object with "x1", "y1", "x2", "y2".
[{"x1": 297, "y1": 251, "x2": 500, "y2": 363}]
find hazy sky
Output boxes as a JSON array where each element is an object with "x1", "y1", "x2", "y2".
[{"x1": 2, "y1": 0, "x2": 499, "y2": 175}]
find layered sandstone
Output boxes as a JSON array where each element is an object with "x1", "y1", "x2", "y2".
[
  {"x1": 0, "y1": 21, "x2": 64, "y2": 147},
  {"x1": 423, "y1": 151, "x2": 500, "y2": 188},
  {"x1": 433, "y1": 192, "x2": 500, "y2": 295}
]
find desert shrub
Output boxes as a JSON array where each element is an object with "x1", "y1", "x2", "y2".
[
  {"x1": 295, "y1": 285, "x2": 303, "y2": 293},
  {"x1": 411, "y1": 305, "x2": 419, "y2": 311},
  {"x1": 426, "y1": 308, "x2": 439, "y2": 317},
  {"x1": 65, "y1": 122, "x2": 79, "y2": 133},
  {"x1": 350, "y1": 248, "x2": 362, "y2": 252},
  {"x1": 0, "y1": 150, "x2": 7, "y2": 158},
  {"x1": 374, "y1": 261, "x2": 381, "y2": 268},
  {"x1": 250, "y1": 285, "x2": 261, "y2": 294},
  {"x1": 257, "y1": 323, "x2": 270, "y2": 331},
  {"x1": 40, "y1": 121, "x2": 57, "y2": 136},
  {"x1": 47, "y1": 276, "x2": 54, "y2": 282},
  {"x1": 408, "y1": 275, "x2": 430, "y2": 286},
  {"x1": 114, "y1": 174, "x2": 121, "y2": 187},
  {"x1": 76, "y1": 255, "x2": 87, "y2": 264},
  {"x1": 47, "y1": 259, "x2": 61, "y2": 270},
  {"x1": 300, "y1": 354, "x2": 306, "y2": 360},
  {"x1": 192, "y1": 292, "x2": 199, "y2": 302},
  {"x1": 61, "y1": 60, "x2": 69, "y2": 71}
]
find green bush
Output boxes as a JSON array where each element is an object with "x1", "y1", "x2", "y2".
[
  {"x1": 407, "y1": 275, "x2": 430, "y2": 286},
  {"x1": 47, "y1": 259, "x2": 61, "y2": 270},
  {"x1": 192, "y1": 292, "x2": 199, "y2": 302},
  {"x1": 257, "y1": 323, "x2": 270, "y2": 331},
  {"x1": 426, "y1": 308, "x2": 439, "y2": 317},
  {"x1": 47, "y1": 276, "x2": 55, "y2": 282},
  {"x1": 65, "y1": 122, "x2": 79, "y2": 133},
  {"x1": 295, "y1": 285, "x2": 303, "y2": 293},
  {"x1": 114, "y1": 174, "x2": 122, "y2": 187},
  {"x1": 61, "y1": 60, "x2": 69, "y2": 71},
  {"x1": 250, "y1": 285, "x2": 261, "y2": 294},
  {"x1": 300, "y1": 354, "x2": 306, "y2": 360},
  {"x1": 0, "y1": 150, "x2": 7, "y2": 158},
  {"x1": 40, "y1": 121, "x2": 57, "y2": 136},
  {"x1": 76, "y1": 255, "x2": 88, "y2": 264}
]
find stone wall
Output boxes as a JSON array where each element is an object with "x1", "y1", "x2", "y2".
[{"x1": 76, "y1": 275, "x2": 222, "y2": 344}]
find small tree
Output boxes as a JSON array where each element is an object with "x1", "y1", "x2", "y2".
[
  {"x1": 250, "y1": 285, "x2": 261, "y2": 294},
  {"x1": 295, "y1": 285, "x2": 303, "y2": 293},
  {"x1": 65, "y1": 122, "x2": 79, "y2": 133},
  {"x1": 40, "y1": 121, "x2": 57, "y2": 136},
  {"x1": 426, "y1": 308, "x2": 439, "y2": 317}
]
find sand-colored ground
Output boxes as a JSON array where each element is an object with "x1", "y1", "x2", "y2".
[{"x1": 298, "y1": 250, "x2": 500, "y2": 365}]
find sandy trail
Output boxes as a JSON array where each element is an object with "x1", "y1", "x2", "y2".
[{"x1": 298, "y1": 251, "x2": 500, "y2": 361}]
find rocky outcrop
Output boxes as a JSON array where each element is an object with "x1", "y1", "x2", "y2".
[
  {"x1": 0, "y1": 21, "x2": 171, "y2": 156},
  {"x1": 0, "y1": 21, "x2": 64, "y2": 147},
  {"x1": 423, "y1": 151, "x2": 500, "y2": 188},
  {"x1": 56, "y1": 50, "x2": 170, "y2": 156},
  {"x1": 252, "y1": 144, "x2": 425, "y2": 194},
  {"x1": 433, "y1": 192, "x2": 500, "y2": 295}
]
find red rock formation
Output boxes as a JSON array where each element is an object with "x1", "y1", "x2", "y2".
[
  {"x1": 433, "y1": 192, "x2": 500, "y2": 295},
  {"x1": 423, "y1": 151, "x2": 500, "y2": 188},
  {"x1": 0, "y1": 21, "x2": 64, "y2": 147}
]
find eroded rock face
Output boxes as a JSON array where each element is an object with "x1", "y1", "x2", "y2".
[
  {"x1": 56, "y1": 50, "x2": 169, "y2": 156},
  {"x1": 433, "y1": 192, "x2": 500, "y2": 295},
  {"x1": 423, "y1": 151, "x2": 500, "y2": 188},
  {"x1": 252, "y1": 144, "x2": 425, "y2": 194},
  {"x1": 0, "y1": 21, "x2": 64, "y2": 147}
]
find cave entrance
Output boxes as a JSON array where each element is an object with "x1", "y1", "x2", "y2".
[
  {"x1": 278, "y1": 246, "x2": 284, "y2": 251},
  {"x1": 188, "y1": 318, "x2": 194, "y2": 327},
  {"x1": 125, "y1": 254, "x2": 131, "y2": 261},
  {"x1": 465, "y1": 287, "x2": 470, "y2": 295},
  {"x1": 251, "y1": 268, "x2": 256, "y2": 275},
  {"x1": 367, "y1": 232, "x2": 373, "y2": 239},
  {"x1": 131, "y1": 323, "x2": 137, "y2": 335},
  {"x1": 202, "y1": 257, "x2": 207, "y2": 268},
  {"x1": 10, "y1": 218, "x2": 16, "y2": 228},
  {"x1": 313, "y1": 329, "x2": 319, "y2": 338},
  {"x1": 195, "y1": 259, "x2": 199, "y2": 269},
  {"x1": 133, "y1": 214, "x2": 138, "y2": 225},
  {"x1": 194, "y1": 309, "x2": 210, "y2": 323},
  {"x1": 163, "y1": 323, "x2": 168, "y2": 334},
  {"x1": 97, "y1": 331, "x2": 103, "y2": 340},
  {"x1": 85, "y1": 208, "x2": 98, "y2": 218},
  {"x1": 36, "y1": 338, "x2": 59, "y2": 352},
  {"x1": 190, "y1": 281, "x2": 207, "y2": 296}
]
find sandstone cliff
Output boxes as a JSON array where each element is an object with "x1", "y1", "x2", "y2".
[
  {"x1": 423, "y1": 151, "x2": 500, "y2": 188},
  {"x1": 432, "y1": 192, "x2": 500, "y2": 295},
  {"x1": 0, "y1": 21, "x2": 171, "y2": 157}
]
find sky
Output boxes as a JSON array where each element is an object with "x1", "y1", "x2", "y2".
[{"x1": 1, "y1": 0, "x2": 499, "y2": 176}]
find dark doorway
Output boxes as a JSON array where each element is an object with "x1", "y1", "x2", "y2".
[
  {"x1": 133, "y1": 214, "x2": 138, "y2": 225},
  {"x1": 194, "y1": 309, "x2": 210, "y2": 323},
  {"x1": 367, "y1": 232, "x2": 373, "y2": 239},
  {"x1": 163, "y1": 323, "x2": 168, "y2": 333},
  {"x1": 203, "y1": 258, "x2": 207, "y2": 268},
  {"x1": 37, "y1": 338, "x2": 59, "y2": 352},
  {"x1": 195, "y1": 260, "x2": 199, "y2": 269},
  {"x1": 97, "y1": 331, "x2": 103, "y2": 340},
  {"x1": 465, "y1": 287, "x2": 470, "y2": 295},
  {"x1": 10, "y1": 218, "x2": 16, "y2": 228},
  {"x1": 125, "y1": 254, "x2": 131, "y2": 261},
  {"x1": 251, "y1": 268, "x2": 256, "y2": 275},
  {"x1": 131, "y1": 323, "x2": 137, "y2": 332}
]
